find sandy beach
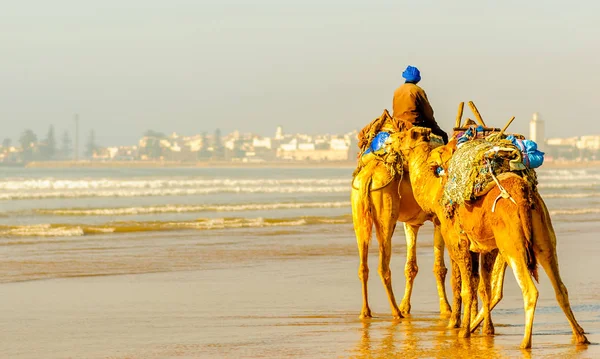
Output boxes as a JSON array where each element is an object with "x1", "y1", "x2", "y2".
[{"x1": 1, "y1": 221, "x2": 599, "y2": 359}]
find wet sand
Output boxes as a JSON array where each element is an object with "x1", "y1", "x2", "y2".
[{"x1": 1, "y1": 223, "x2": 599, "y2": 358}]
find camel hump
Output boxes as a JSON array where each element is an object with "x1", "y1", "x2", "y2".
[{"x1": 474, "y1": 172, "x2": 523, "y2": 198}]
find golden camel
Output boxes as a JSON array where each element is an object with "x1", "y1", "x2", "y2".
[
  {"x1": 392, "y1": 126, "x2": 589, "y2": 348},
  {"x1": 351, "y1": 111, "x2": 452, "y2": 319}
]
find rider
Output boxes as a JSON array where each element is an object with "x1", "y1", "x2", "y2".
[
  {"x1": 392, "y1": 65, "x2": 448, "y2": 144},
  {"x1": 357, "y1": 66, "x2": 448, "y2": 154}
]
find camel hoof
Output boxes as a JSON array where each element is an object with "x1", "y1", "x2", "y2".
[
  {"x1": 483, "y1": 324, "x2": 495, "y2": 336},
  {"x1": 359, "y1": 309, "x2": 372, "y2": 319},
  {"x1": 447, "y1": 318, "x2": 460, "y2": 329},
  {"x1": 459, "y1": 328, "x2": 470, "y2": 338},
  {"x1": 576, "y1": 334, "x2": 590, "y2": 345},
  {"x1": 391, "y1": 308, "x2": 404, "y2": 320},
  {"x1": 520, "y1": 340, "x2": 532, "y2": 349},
  {"x1": 440, "y1": 303, "x2": 452, "y2": 318},
  {"x1": 440, "y1": 309, "x2": 452, "y2": 318},
  {"x1": 399, "y1": 302, "x2": 411, "y2": 315}
]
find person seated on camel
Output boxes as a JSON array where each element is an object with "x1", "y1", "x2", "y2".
[
  {"x1": 392, "y1": 65, "x2": 448, "y2": 144},
  {"x1": 357, "y1": 66, "x2": 448, "y2": 156}
]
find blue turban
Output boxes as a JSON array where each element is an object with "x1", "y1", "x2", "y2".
[{"x1": 402, "y1": 65, "x2": 421, "y2": 83}]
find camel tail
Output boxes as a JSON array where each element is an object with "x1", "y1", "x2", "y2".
[
  {"x1": 519, "y1": 184, "x2": 539, "y2": 283},
  {"x1": 359, "y1": 175, "x2": 373, "y2": 228},
  {"x1": 351, "y1": 168, "x2": 374, "y2": 240}
]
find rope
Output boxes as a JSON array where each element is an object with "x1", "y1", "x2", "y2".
[
  {"x1": 351, "y1": 172, "x2": 396, "y2": 192},
  {"x1": 488, "y1": 160, "x2": 517, "y2": 212}
]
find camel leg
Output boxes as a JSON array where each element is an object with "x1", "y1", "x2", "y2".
[
  {"x1": 469, "y1": 252, "x2": 480, "y2": 333},
  {"x1": 491, "y1": 194, "x2": 540, "y2": 348},
  {"x1": 537, "y1": 253, "x2": 589, "y2": 344},
  {"x1": 457, "y1": 254, "x2": 474, "y2": 338},
  {"x1": 447, "y1": 258, "x2": 462, "y2": 329},
  {"x1": 505, "y1": 253, "x2": 539, "y2": 349},
  {"x1": 452, "y1": 234, "x2": 475, "y2": 338},
  {"x1": 374, "y1": 213, "x2": 403, "y2": 319},
  {"x1": 471, "y1": 254, "x2": 507, "y2": 330},
  {"x1": 399, "y1": 223, "x2": 419, "y2": 315},
  {"x1": 352, "y1": 191, "x2": 373, "y2": 319},
  {"x1": 357, "y1": 239, "x2": 371, "y2": 319},
  {"x1": 474, "y1": 250, "x2": 497, "y2": 335},
  {"x1": 433, "y1": 224, "x2": 452, "y2": 317},
  {"x1": 533, "y1": 201, "x2": 589, "y2": 344}
]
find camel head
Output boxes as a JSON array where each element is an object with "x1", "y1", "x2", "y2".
[{"x1": 388, "y1": 127, "x2": 456, "y2": 173}]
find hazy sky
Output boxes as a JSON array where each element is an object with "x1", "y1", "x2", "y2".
[{"x1": 2, "y1": 0, "x2": 599, "y2": 146}]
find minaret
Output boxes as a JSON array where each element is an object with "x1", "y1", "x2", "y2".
[
  {"x1": 74, "y1": 113, "x2": 79, "y2": 161},
  {"x1": 529, "y1": 112, "x2": 545, "y2": 151},
  {"x1": 275, "y1": 126, "x2": 283, "y2": 140}
]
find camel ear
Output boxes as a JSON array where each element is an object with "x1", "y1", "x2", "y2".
[
  {"x1": 447, "y1": 137, "x2": 458, "y2": 148},
  {"x1": 410, "y1": 127, "x2": 431, "y2": 141},
  {"x1": 428, "y1": 147, "x2": 445, "y2": 166},
  {"x1": 441, "y1": 146, "x2": 455, "y2": 164},
  {"x1": 443, "y1": 138, "x2": 458, "y2": 158}
]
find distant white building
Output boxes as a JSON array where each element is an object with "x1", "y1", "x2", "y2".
[
  {"x1": 330, "y1": 138, "x2": 349, "y2": 151},
  {"x1": 546, "y1": 137, "x2": 578, "y2": 146},
  {"x1": 577, "y1": 136, "x2": 600, "y2": 150},
  {"x1": 224, "y1": 138, "x2": 236, "y2": 151},
  {"x1": 298, "y1": 143, "x2": 315, "y2": 151},
  {"x1": 529, "y1": 112, "x2": 545, "y2": 151},
  {"x1": 252, "y1": 137, "x2": 272, "y2": 149},
  {"x1": 280, "y1": 138, "x2": 297, "y2": 151}
]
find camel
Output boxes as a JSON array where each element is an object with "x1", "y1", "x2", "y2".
[
  {"x1": 392, "y1": 126, "x2": 589, "y2": 348},
  {"x1": 351, "y1": 111, "x2": 452, "y2": 320}
]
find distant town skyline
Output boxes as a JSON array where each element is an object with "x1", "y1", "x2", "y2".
[
  {"x1": 2, "y1": 118, "x2": 598, "y2": 165},
  {"x1": 2, "y1": 1, "x2": 599, "y2": 146}
]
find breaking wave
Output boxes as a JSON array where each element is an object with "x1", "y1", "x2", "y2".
[
  {"x1": 0, "y1": 215, "x2": 353, "y2": 238},
  {"x1": 537, "y1": 182, "x2": 600, "y2": 189},
  {"x1": 0, "y1": 185, "x2": 350, "y2": 200},
  {"x1": 34, "y1": 201, "x2": 351, "y2": 216},
  {"x1": 542, "y1": 192, "x2": 600, "y2": 199},
  {"x1": 537, "y1": 169, "x2": 600, "y2": 181},
  {"x1": 0, "y1": 178, "x2": 349, "y2": 190},
  {"x1": 549, "y1": 208, "x2": 600, "y2": 216}
]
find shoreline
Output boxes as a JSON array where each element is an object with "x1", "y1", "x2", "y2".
[
  {"x1": 22, "y1": 160, "x2": 359, "y2": 169},
  {"x1": 17, "y1": 159, "x2": 600, "y2": 169}
]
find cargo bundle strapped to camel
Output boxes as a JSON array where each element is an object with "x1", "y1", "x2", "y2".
[
  {"x1": 353, "y1": 109, "x2": 444, "y2": 184},
  {"x1": 440, "y1": 102, "x2": 544, "y2": 218},
  {"x1": 352, "y1": 109, "x2": 404, "y2": 182}
]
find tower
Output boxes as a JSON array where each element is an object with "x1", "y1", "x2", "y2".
[
  {"x1": 529, "y1": 112, "x2": 545, "y2": 151},
  {"x1": 74, "y1": 113, "x2": 79, "y2": 161},
  {"x1": 275, "y1": 126, "x2": 283, "y2": 140}
]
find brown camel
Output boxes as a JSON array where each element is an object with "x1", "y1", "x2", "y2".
[
  {"x1": 351, "y1": 112, "x2": 452, "y2": 320},
  {"x1": 392, "y1": 127, "x2": 589, "y2": 348}
]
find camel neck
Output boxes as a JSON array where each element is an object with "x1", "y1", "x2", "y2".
[{"x1": 406, "y1": 142, "x2": 442, "y2": 213}]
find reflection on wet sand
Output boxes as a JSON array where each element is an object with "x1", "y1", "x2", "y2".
[{"x1": 348, "y1": 316, "x2": 586, "y2": 359}]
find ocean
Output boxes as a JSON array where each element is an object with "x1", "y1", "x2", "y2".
[
  {"x1": 0, "y1": 166, "x2": 599, "y2": 282},
  {"x1": 0, "y1": 165, "x2": 599, "y2": 358}
]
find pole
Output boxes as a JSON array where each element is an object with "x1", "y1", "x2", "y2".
[{"x1": 74, "y1": 114, "x2": 79, "y2": 161}]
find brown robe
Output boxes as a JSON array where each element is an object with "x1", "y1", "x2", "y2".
[{"x1": 392, "y1": 83, "x2": 447, "y2": 142}]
